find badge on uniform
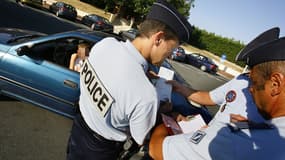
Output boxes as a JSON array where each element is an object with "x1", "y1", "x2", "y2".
[
  {"x1": 225, "y1": 90, "x2": 236, "y2": 102},
  {"x1": 80, "y1": 60, "x2": 114, "y2": 117},
  {"x1": 220, "y1": 90, "x2": 237, "y2": 112},
  {"x1": 190, "y1": 130, "x2": 206, "y2": 144}
]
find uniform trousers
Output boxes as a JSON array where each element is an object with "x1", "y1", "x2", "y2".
[{"x1": 66, "y1": 110, "x2": 124, "y2": 160}]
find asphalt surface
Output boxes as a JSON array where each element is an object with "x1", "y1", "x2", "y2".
[{"x1": 0, "y1": 100, "x2": 72, "y2": 160}]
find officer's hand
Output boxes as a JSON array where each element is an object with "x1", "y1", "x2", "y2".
[
  {"x1": 147, "y1": 70, "x2": 159, "y2": 80},
  {"x1": 158, "y1": 101, "x2": 172, "y2": 114}
]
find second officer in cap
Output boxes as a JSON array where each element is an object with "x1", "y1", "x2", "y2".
[
  {"x1": 66, "y1": 0, "x2": 192, "y2": 159},
  {"x1": 149, "y1": 31, "x2": 285, "y2": 160}
]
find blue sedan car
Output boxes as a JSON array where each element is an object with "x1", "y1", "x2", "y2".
[
  {"x1": 0, "y1": 28, "x2": 212, "y2": 123},
  {"x1": 185, "y1": 53, "x2": 218, "y2": 74},
  {"x1": 170, "y1": 46, "x2": 186, "y2": 62}
]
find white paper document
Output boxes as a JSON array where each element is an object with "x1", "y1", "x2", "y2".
[
  {"x1": 178, "y1": 114, "x2": 206, "y2": 133},
  {"x1": 156, "y1": 67, "x2": 174, "y2": 102}
]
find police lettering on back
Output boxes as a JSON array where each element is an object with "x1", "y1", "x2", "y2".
[{"x1": 80, "y1": 60, "x2": 114, "y2": 117}]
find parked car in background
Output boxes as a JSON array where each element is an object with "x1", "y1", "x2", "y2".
[
  {"x1": 16, "y1": 0, "x2": 43, "y2": 8},
  {"x1": 81, "y1": 14, "x2": 114, "y2": 33},
  {"x1": 118, "y1": 28, "x2": 139, "y2": 41},
  {"x1": 49, "y1": 2, "x2": 77, "y2": 21},
  {"x1": 185, "y1": 53, "x2": 218, "y2": 74},
  {"x1": 170, "y1": 46, "x2": 186, "y2": 62}
]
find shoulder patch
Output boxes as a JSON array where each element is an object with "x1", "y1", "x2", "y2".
[
  {"x1": 190, "y1": 130, "x2": 206, "y2": 144},
  {"x1": 80, "y1": 60, "x2": 114, "y2": 117},
  {"x1": 225, "y1": 90, "x2": 237, "y2": 103}
]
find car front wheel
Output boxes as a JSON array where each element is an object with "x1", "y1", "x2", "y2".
[{"x1": 200, "y1": 65, "x2": 206, "y2": 71}]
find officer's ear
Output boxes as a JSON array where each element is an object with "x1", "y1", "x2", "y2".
[
  {"x1": 270, "y1": 72, "x2": 283, "y2": 96},
  {"x1": 153, "y1": 31, "x2": 164, "y2": 46}
]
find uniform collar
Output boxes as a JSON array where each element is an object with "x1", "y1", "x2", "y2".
[{"x1": 123, "y1": 40, "x2": 149, "y2": 73}]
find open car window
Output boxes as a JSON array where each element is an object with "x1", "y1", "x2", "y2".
[{"x1": 21, "y1": 38, "x2": 94, "y2": 68}]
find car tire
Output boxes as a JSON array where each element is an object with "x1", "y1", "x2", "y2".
[
  {"x1": 56, "y1": 11, "x2": 60, "y2": 17},
  {"x1": 91, "y1": 23, "x2": 95, "y2": 30},
  {"x1": 200, "y1": 65, "x2": 206, "y2": 71}
]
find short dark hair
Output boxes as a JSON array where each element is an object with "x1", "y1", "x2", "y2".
[
  {"x1": 254, "y1": 61, "x2": 285, "y2": 89},
  {"x1": 138, "y1": 19, "x2": 178, "y2": 42}
]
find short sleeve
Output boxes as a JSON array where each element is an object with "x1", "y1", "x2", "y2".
[
  {"x1": 129, "y1": 101, "x2": 158, "y2": 145},
  {"x1": 209, "y1": 78, "x2": 237, "y2": 105}
]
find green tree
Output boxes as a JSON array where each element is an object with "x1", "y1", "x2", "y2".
[
  {"x1": 83, "y1": 0, "x2": 194, "y2": 21},
  {"x1": 189, "y1": 26, "x2": 246, "y2": 66}
]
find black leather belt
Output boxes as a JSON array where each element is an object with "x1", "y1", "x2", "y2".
[{"x1": 77, "y1": 109, "x2": 124, "y2": 145}]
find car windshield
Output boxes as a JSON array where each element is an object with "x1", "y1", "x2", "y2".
[
  {"x1": 191, "y1": 53, "x2": 199, "y2": 58},
  {"x1": 99, "y1": 17, "x2": 110, "y2": 24},
  {"x1": 197, "y1": 54, "x2": 215, "y2": 64},
  {"x1": 207, "y1": 57, "x2": 215, "y2": 64},
  {"x1": 64, "y1": 4, "x2": 75, "y2": 11}
]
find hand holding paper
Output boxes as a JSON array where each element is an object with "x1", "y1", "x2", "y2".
[
  {"x1": 156, "y1": 67, "x2": 174, "y2": 102},
  {"x1": 161, "y1": 113, "x2": 206, "y2": 135}
]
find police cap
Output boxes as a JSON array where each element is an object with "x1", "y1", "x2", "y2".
[
  {"x1": 235, "y1": 27, "x2": 280, "y2": 61},
  {"x1": 245, "y1": 37, "x2": 285, "y2": 67},
  {"x1": 146, "y1": 0, "x2": 192, "y2": 43}
]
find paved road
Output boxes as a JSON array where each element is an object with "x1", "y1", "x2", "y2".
[
  {"x1": 0, "y1": 100, "x2": 72, "y2": 160},
  {"x1": 169, "y1": 60, "x2": 228, "y2": 91}
]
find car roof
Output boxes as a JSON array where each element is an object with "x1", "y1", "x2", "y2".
[
  {"x1": 0, "y1": 28, "x2": 124, "y2": 46},
  {"x1": 0, "y1": 28, "x2": 47, "y2": 44},
  {"x1": 57, "y1": 29, "x2": 123, "y2": 41}
]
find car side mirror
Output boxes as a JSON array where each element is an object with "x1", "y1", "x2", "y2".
[{"x1": 16, "y1": 46, "x2": 30, "y2": 56}]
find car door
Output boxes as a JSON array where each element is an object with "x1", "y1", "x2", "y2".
[
  {"x1": 0, "y1": 41, "x2": 80, "y2": 118},
  {"x1": 188, "y1": 54, "x2": 200, "y2": 67}
]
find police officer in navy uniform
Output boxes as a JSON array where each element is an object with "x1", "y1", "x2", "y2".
[
  {"x1": 66, "y1": 0, "x2": 192, "y2": 159},
  {"x1": 149, "y1": 32, "x2": 285, "y2": 160},
  {"x1": 167, "y1": 27, "x2": 279, "y2": 126}
]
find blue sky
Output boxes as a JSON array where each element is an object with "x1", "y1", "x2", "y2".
[{"x1": 188, "y1": 0, "x2": 285, "y2": 44}]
